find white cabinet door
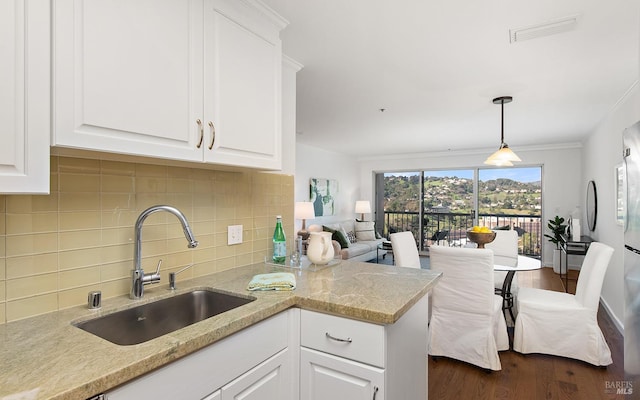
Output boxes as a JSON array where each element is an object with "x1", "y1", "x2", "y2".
[
  {"x1": 221, "y1": 348, "x2": 292, "y2": 400},
  {"x1": 53, "y1": 0, "x2": 204, "y2": 162},
  {"x1": 300, "y1": 347, "x2": 384, "y2": 400},
  {"x1": 202, "y1": 390, "x2": 221, "y2": 400},
  {"x1": 203, "y1": 0, "x2": 284, "y2": 170},
  {"x1": 0, "y1": 0, "x2": 50, "y2": 193}
]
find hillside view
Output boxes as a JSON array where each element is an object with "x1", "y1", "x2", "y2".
[
  {"x1": 384, "y1": 174, "x2": 541, "y2": 216},
  {"x1": 381, "y1": 170, "x2": 543, "y2": 254}
]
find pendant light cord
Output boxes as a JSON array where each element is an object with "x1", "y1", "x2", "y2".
[
  {"x1": 485, "y1": 95, "x2": 520, "y2": 165},
  {"x1": 501, "y1": 100, "x2": 505, "y2": 145}
]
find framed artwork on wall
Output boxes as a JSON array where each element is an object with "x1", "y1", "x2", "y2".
[
  {"x1": 615, "y1": 163, "x2": 625, "y2": 225},
  {"x1": 310, "y1": 178, "x2": 338, "y2": 216}
]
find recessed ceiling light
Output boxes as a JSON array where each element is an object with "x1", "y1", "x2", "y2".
[{"x1": 510, "y1": 14, "x2": 581, "y2": 43}]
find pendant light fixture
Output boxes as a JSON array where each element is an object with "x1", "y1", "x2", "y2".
[{"x1": 484, "y1": 96, "x2": 521, "y2": 166}]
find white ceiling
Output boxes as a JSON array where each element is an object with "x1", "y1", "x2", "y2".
[{"x1": 261, "y1": 0, "x2": 640, "y2": 158}]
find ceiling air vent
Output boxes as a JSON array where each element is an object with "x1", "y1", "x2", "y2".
[{"x1": 510, "y1": 14, "x2": 581, "y2": 43}]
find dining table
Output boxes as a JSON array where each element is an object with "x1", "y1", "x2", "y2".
[{"x1": 494, "y1": 255, "x2": 542, "y2": 322}]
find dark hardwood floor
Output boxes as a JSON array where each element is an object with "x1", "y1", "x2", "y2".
[{"x1": 428, "y1": 267, "x2": 625, "y2": 400}]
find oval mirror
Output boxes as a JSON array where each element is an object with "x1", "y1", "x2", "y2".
[{"x1": 586, "y1": 180, "x2": 598, "y2": 231}]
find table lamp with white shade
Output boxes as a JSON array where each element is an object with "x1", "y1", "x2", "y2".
[
  {"x1": 355, "y1": 200, "x2": 371, "y2": 221},
  {"x1": 294, "y1": 201, "x2": 315, "y2": 240}
]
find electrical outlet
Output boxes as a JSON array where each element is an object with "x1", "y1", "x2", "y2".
[{"x1": 228, "y1": 225, "x2": 243, "y2": 245}]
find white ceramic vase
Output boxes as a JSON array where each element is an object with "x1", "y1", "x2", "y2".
[
  {"x1": 307, "y1": 231, "x2": 335, "y2": 265},
  {"x1": 553, "y1": 248, "x2": 561, "y2": 274}
]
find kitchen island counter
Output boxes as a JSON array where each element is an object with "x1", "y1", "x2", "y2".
[{"x1": 0, "y1": 260, "x2": 440, "y2": 400}]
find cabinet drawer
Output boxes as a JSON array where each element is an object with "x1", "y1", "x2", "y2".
[{"x1": 300, "y1": 310, "x2": 385, "y2": 368}]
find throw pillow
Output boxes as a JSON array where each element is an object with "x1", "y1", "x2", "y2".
[
  {"x1": 355, "y1": 221, "x2": 376, "y2": 241},
  {"x1": 338, "y1": 225, "x2": 351, "y2": 242},
  {"x1": 346, "y1": 230, "x2": 357, "y2": 243},
  {"x1": 335, "y1": 229, "x2": 350, "y2": 248},
  {"x1": 323, "y1": 225, "x2": 350, "y2": 248}
]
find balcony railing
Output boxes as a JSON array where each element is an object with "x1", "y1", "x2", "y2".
[{"x1": 382, "y1": 210, "x2": 542, "y2": 258}]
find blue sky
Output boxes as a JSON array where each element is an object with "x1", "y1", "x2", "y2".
[
  {"x1": 480, "y1": 167, "x2": 541, "y2": 182},
  {"x1": 386, "y1": 167, "x2": 541, "y2": 183}
]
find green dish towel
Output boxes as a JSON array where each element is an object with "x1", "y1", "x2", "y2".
[{"x1": 247, "y1": 272, "x2": 296, "y2": 291}]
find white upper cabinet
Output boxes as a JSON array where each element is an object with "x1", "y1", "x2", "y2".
[
  {"x1": 53, "y1": 0, "x2": 286, "y2": 170},
  {"x1": 53, "y1": 0, "x2": 204, "y2": 161},
  {"x1": 0, "y1": 0, "x2": 50, "y2": 193}
]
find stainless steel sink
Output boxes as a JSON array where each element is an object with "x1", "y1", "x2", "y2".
[{"x1": 75, "y1": 290, "x2": 255, "y2": 345}]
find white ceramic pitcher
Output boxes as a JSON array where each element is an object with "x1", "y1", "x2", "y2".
[{"x1": 307, "y1": 231, "x2": 335, "y2": 265}]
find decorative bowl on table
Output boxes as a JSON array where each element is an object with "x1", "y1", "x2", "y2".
[{"x1": 466, "y1": 229, "x2": 496, "y2": 248}]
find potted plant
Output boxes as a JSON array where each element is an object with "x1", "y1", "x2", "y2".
[{"x1": 544, "y1": 216, "x2": 567, "y2": 273}]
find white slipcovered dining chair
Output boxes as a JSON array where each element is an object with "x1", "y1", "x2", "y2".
[
  {"x1": 428, "y1": 246, "x2": 509, "y2": 370},
  {"x1": 485, "y1": 230, "x2": 518, "y2": 267},
  {"x1": 513, "y1": 242, "x2": 614, "y2": 366},
  {"x1": 485, "y1": 230, "x2": 519, "y2": 321},
  {"x1": 390, "y1": 231, "x2": 421, "y2": 268}
]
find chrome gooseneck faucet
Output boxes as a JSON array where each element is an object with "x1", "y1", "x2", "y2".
[{"x1": 131, "y1": 205, "x2": 199, "y2": 299}]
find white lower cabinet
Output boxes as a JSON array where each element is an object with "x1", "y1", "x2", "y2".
[
  {"x1": 300, "y1": 347, "x2": 384, "y2": 400},
  {"x1": 300, "y1": 310, "x2": 385, "y2": 400},
  {"x1": 300, "y1": 295, "x2": 429, "y2": 400},
  {"x1": 105, "y1": 311, "x2": 293, "y2": 400}
]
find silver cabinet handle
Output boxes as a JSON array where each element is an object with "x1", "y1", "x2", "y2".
[
  {"x1": 373, "y1": 386, "x2": 379, "y2": 400},
  {"x1": 208, "y1": 121, "x2": 215, "y2": 150},
  {"x1": 196, "y1": 119, "x2": 204, "y2": 148},
  {"x1": 325, "y1": 332, "x2": 352, "y2": 343}
]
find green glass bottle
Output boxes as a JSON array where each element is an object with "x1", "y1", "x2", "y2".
[{"x1": 272, "y1": 215, "x2": 286, "y2": 264}]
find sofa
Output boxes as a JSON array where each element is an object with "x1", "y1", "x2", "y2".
[{"x1": 308, "y1": 220, "x2": 385, "y2": 262}]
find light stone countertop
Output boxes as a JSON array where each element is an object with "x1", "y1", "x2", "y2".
[{"x1": 0, "y1": 260, "x2": 441, "y2": 400}]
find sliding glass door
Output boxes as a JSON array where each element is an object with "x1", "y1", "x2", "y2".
[
  {"x1": 379, "y1": 172, "x2": 422, "y2": 247},
  {"x1": 423, "y1": 170, "x2": 475, "y2": 248},
  {"x1": 477, "y1": 167, "x2": 542, "y2": 256},
  {"x1": 378, "y1": 167, "x2": 541, "y2": 256}
]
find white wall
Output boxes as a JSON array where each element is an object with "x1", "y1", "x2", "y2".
[
  {"x1": 357, "y1": 145, "x2": 582, "y2": 267},
  {"x1": 294, "y1": 143, "x2": 360, "y2": 232},
  {"x1": 583, "y1": 81, "x2": 639, "y2": 330}
]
